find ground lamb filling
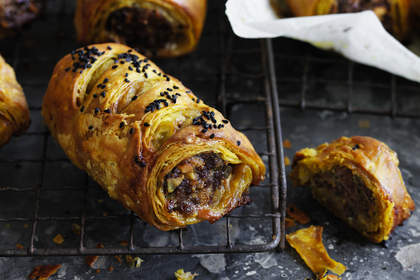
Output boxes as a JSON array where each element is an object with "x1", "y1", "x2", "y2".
[
  {"x1": 311, "y1": 166, "x2": 379, "y2": 233},
  {"x1": 106, "y1": 7, "x2": 187, "y2": 55},
  {"x1": 164, "y1": 152, "x2": 233, "y2": 215}
]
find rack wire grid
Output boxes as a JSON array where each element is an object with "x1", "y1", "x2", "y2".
[{"x1": 0, "y1": 1, "x2": 286, "y2": 256}]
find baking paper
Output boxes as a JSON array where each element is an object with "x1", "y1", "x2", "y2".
[{"x1": 226, "y1": 0, "x2": 420, "y2": 83}]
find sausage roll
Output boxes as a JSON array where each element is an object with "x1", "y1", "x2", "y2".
[
  {"x1": 290, "y1": 136, "x2": 415, "y2": 243},
  {"x1": 42, "y1": 43, "x2": 265, "y2": 231},
  {"x1": 283, "y1": 0, "x2": 411, "y2": 40},
  {"x1": 0, "y1": 0, "x2": 43, "y2": 38},
  {"x1": 74, "y1": 0, "x2": 207, "y2": 58},
  {"x1": 0, "y1": 55, "x2": 30, "y2": 147}
]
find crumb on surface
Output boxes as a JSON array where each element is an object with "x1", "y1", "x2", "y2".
[
  {"x1": 28, "y1": 264, "x2": 61, "y2": 280},
  {"x1": 284, "y1": 156, "x2": 291, "y2": 166},
  {"x1": 283, "y1": 139, "x2": 292, "y2": 149},
  {"x1": 174, "y1": 268, "x2": 198, "y2": 280},
  {"x1": 52, "y1": 234, "x2": 64, "y2": 245}
]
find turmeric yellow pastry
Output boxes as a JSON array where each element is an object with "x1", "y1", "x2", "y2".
[
  {"x1": 283, "y1": 0, "x2": 411, "y2": 40},
  {"x1": 74, "y1": 0, "x2": 207, "y2": 57},
  {"x1": 290, "y1": 136, "x2": 415, "y2": 243},
  {"x1": 42, "y1": 43, "x2": 265, "y2": 231},
  {"x1": 0, "y1": 54, "x2": 30, "y2": 147}
]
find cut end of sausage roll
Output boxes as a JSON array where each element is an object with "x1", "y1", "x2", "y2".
[
  {"x1": 42, "y1": 43, "x2": 265, "y2": 231},
  {"x1": 75, "y1": 0, "x2": 207, "y2": 57},
  {"x1": 0, "y1": 54, "x2": 30, "y2": 147},
  {"x1": 290, "y1": 136, "x2": 415, "y2": 243},
  {"x1": 0, "y1": 0, "x2": 43, "y2": 38},
  {"x1": 284, "y1": 0, "x2": 411, "y2": 40}
]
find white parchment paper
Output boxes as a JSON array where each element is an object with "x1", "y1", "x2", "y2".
[{"x1": 226, "y1": 0, "x2": 420, "y2": 83}]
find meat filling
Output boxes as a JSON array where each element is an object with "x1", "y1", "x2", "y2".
[
  {"x1": 164, "y1": 152, "x2": 233, "y2": 215},
  {"x1": 311, "y1": 166, "x2": 378, "y2": 232},
  {"x1": 106, "y1": 7, "x2": 187, "y2": 55}
]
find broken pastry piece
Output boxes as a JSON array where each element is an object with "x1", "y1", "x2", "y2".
[
  {"x1": 291, "y1": 136, "x2": 415, "y2": 243},
  {"x1": 286, "y1": 225, "x2": 346, "y2": 278}
]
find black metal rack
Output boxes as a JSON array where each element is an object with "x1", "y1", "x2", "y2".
[{"x1": 0, "y1": 1, "x2": 286, "y2": 256}]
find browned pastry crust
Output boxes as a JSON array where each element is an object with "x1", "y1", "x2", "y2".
[
  {"x1": 0, "y1": 0, "x2": 43, "y2": 38},
  {"x1": 284, "y1": 0, "x2": 411, "y2": 40},
  {"x1": 42, "y1": 43, "x2": 265, "y2": 231},
  {"x1": 290, "y1": 136, "x2": 415, "y2": 243},
  {"x1": 0, "y1": 55, "x2": 30, "y2": 147},
  {"x1": 74, "y1": 0, "x2": 207, "y2": 58}
]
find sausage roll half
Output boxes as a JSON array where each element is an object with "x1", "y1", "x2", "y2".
[
  {"x1": 0, "y1": 55, "x2": 30, "y2": 147},
  {"x1": 290, "y1": 136, "x2": 415, "y2": 243},
  {"x1": 0, "y1": 0, "x2": 43, "y2": 38},
  {"x1": 284, "y1": 0, "x2": 411, "y2": 40},
  {"x1": 74, "y1": 0, "x2": 207, "y2": 58},
  {"x1": 42, "y1": 43, "x2": 265, "y2": 231}
]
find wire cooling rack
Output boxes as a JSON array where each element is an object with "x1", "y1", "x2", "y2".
[{"x1": 0, "y1": 1, "x2": 286, "y2": 256}]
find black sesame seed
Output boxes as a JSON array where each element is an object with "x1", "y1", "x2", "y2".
[
  {"x1": 173, "y1": 86, "x2": 179, "y2": 89},
  {"x1": 167, "y1": 88, "x2": 173, "y2": 92},
  {"x1": 88, "y1": 125, "x2": 93, "y2": 130},
  {"x1": 103, "y1": 78, "x2": 109, "y2": 83},
  {"x1": 352, "y1": 144, "x2": 360, "y2": 150},
  {"x1": 100, "y1": 91, "x2": 106, "y2": 97},
  {"x1": 144, "y1": 122, "x2": 150, "y2": 127},
  {"x1": 93, "y1": 94, "x2": 98, "y2": 98},
  {"x1": 144, "y1": 73, "x2": 148, "y2": 79},
  {"x1": 129, "y1": 128, "x2": 134, "y2": 134},
  {"x1": 112, "y1": 65, "x2": 118, "y2": 69},
  {"x1": 128, "y1": 49, "x2": 133, "y2": 53},
  {"x1": 104, "y1": 109, "x2": 111, "y2": 113},
  {"x1": 125, "y1": 73, "x2": 128, "y2": 77},
  {"x1": 222, "y1": 120, "x2": 229, "y2": 124},
  {"x1": 160, "y1": 92, "x2": 164, "y2": 96},
  {"x1": 131, "y1": 96, "x2": 138, "y2": 101},
  {"x1": 80, "y1": 106, "x2": 85, "y2": 112},
  {"x1": 237, "y1": 140, "x2": 241, "y2": 146},
  {"x1": 94, "y1": 107, "x2": 100, "y2": 114},
  {"x1": 128, "y1": 66, "x2": 133, "y2": 71},
  {"x1": 120, "y1": 60, "x2": 125, "y2": 64},
  {"x1": 201, "y1": 128, "x2": 208, "y2": 133},
  {"x1": 107, "y1": 46, "x2": 112, "y2": 50},
  {"x1": 124, "y1": 78, "x2": 130, "y2": 83},
  {"x1": 119, "y1": 122, "x2": 125, "y2": 128},
  {"x1": 210, "y1": 134, "x2": 215, "y2": 139}
]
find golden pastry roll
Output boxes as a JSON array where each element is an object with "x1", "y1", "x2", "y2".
[
  {"x1": 0, "y1": 0, "x2": 43, "y2": 38},
  {"x1": 42, "y1": 43, "x2": 265, "y2": 231},
  {"x1": 74, "y1": 0, "x2": 207, "y2": 58},
  {"x1": 283, "y1": 0, "x2": 411, "y2": 40},
  {"x1": 290, "y1": 136, "x2": 415, "y2": 243},
  {"x1": 0, "y1": 54, "x2": 30, "y2": 147}
]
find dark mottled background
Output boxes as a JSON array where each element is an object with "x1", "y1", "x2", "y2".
[{"x1": 1, "y1": 0, "x2": 420, "y2": 279}]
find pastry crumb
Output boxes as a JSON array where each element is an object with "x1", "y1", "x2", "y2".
[
  {"x1": 358, "y1": 119, "x2": 370, "y2": 128},
  {"x1": 287, "y1": 204, "x2": 310, "y2": 224},
  {"x1": 283, "y1": 139, "x2": 292, "y2": 149},
  {"x1": 28, "y1": 264, "x2": 61, "y2": 280},
  {"x1": 174, "y1": 268, "x2": 198, "y2": 280},
  {"x1": 52, "y1": 234, "x2": 64, "y2": 245},
  {"x1": 86, "y1": 256, "x2": 99, "y2": 268},
  {"x1": 284, "y1": 156, "x2": 291, "y2": 166},
  {"x1": 120, "y1": 240, "x2": 129, "y2": 247}
]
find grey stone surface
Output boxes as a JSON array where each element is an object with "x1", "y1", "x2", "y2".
[{"x1": 0, "y1": 1, "x2": 419, "y2": 279}]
